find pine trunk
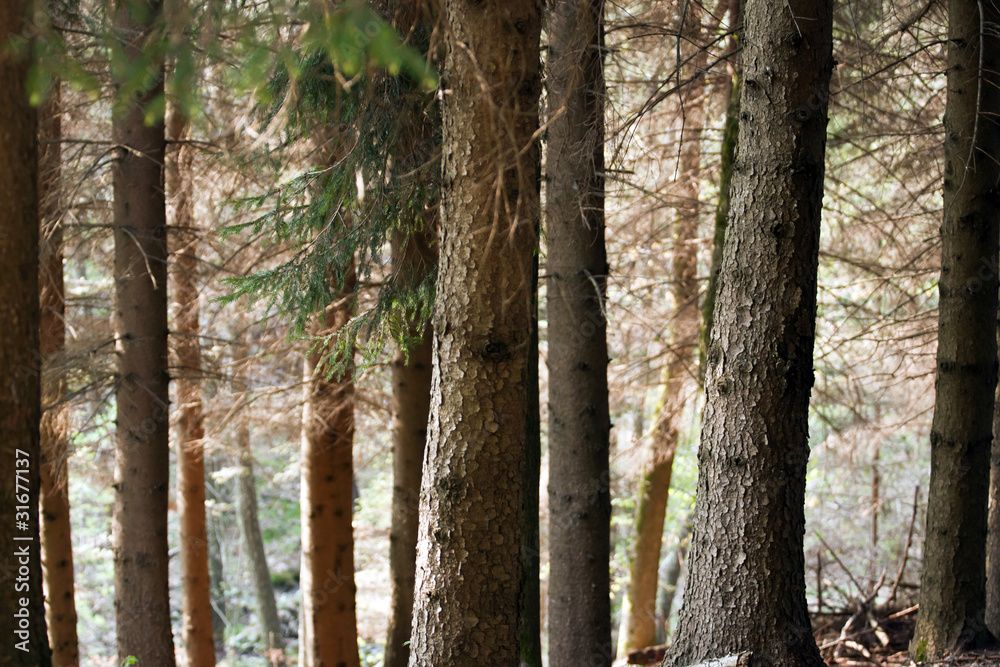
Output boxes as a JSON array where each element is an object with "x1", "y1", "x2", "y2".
[
  {"x1": 521, "y1": 247, "x2": 542, "y2": 667},
  {"x1": 546, "y1": 0, "x2": 611, "y2": 664},
  {"x1": 39, "y1": 85, "x2": 80, "y2": 667},
  {"x1": 300, "y1": 268, "x2": 360, "y2": 667},
  {"x1": 385, "y1": 232, "x2": 434, "y2": 667},
  {"x1": 232, "y1": 349, "x2": 285, "y2": 659},
  {"x1": 168, "y1": 111, "x2": 216, "y2": 667},
  {"x1": 666, "y1": 2, "x2": 833, "y2": 666},
  {"x1": 110, "y1": 0, "x2": 175, "y2": 663},
  {"x1": 0, "y1": 2, "x2": 51, "y2": 663},
  {"x1": 619, "y1": 7, "x2": 706, "y2": 653},
  {"x1": 912, "y1": 0, "x2": 1000, "y2": 658},
  {"x1": 407, "y1": 0, "x2": 541, "y2": 663}
]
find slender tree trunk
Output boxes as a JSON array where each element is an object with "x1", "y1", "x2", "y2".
[
  {"x1": 110, "y1": 0, "x2": 175, "y2": 663},
  {"x1": 300, "y1": 268, "x2": 360, "y2": 667},
  {"x1": 168, "y1": 110, "x2": 216, "y2": 667},
  {"x1": 666, "y1": 2, "x2": 833, "y2": 667},
  {"x1": 618, "y1": 7, "x2": 706, "y2": 654},
  {"x1": 38, "y1": 85, "x2": 80, "y2": 667},
  {"x1": 0, "y1": 2, "x2": 51, "y2": 663},
  {"x1": 912, "y1": 0, "x2": 1000, "y2": 658},
  {"x1": 521, "y1": 247, "x2": 542, "y2": 667},
  {"x1": 231, "y1": 344, "x2": 285, "y2": 659},
  {"x1": 546, "y1": 0, "x2": 611, "y2": 665},
  {"x1": 206, "y1": 454, "x2": 228, "y2": 651},
  {"x1": 407, "y1": 0, "x2": 541, "y2": 663},
  {"x1": 385, "y1": 231, "x2": 434, "y2": 667}
]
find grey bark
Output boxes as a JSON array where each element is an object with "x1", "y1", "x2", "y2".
[
  {"x1": 546, "y1": 0, "x2": 611, "y2": 665},
  {"x1": 913, "y1": 0, "x2": 1000, "y2": 658},
  {"x1": 665, "y1": 2, "x2": 833, "y2": 667},
  {"x1": 406, "y1": 0, "x2": 542, "y2": 664}
]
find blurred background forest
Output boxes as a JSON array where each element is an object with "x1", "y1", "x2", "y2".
[{"x1": 27, "y1": 0, "x2": 943, "y2": 664}]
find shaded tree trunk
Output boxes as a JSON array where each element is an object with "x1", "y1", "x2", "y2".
[
  {"x1": 300, "y1": 268, "x2": 360, "y2": 667},
  {"x1": 0, "y1": 2, "x2": 51, "y2": 663},
  {"x1": 110, "y1": 0, "x2": 175, "y2": 663},
  {"x1": 385, "y1": 232, "x2": 434, "y2": 667},
  {"x1": 546, "y1": 0, "x2": 611, "y2": 665},
  {"x1": 912, "y1": 0, "x2": 1000, "y2": 658},
  {"x1": 232, "y1": 343, "x2": 285, "y2": 660},
  {"x1": 521, "y1": 247, "x2": 542, "y2": 667},
  {"x1": 406, "y1": 0, "x2": 541, "y2": 663},
  {"x1": 168, "y1": 110, "x2": 216, "y2": 667},
  {"x1": 618, "y1": 5, "x2": 706, "y2": 654},
  {"x1": 666, "y1": 2, "x2": 833, "y2": 667},
  {"x1": 39, "y1": 85, "x2": 80, "y2": 667}
]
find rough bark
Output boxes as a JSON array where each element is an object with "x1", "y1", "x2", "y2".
[
  {"x1": 546, "y1": 0, "x2": 611, "y2": 665},
  {"x1": 168, "y1": 110, "x2": 216, "y2": 667},
  {"x1": 912, "y1": 0, "x2": 1000, "y2": 658},
  {"x1": 619, "y1": 6, "x2": 706, "y2": 654},
  {"x1": 385, "y1": 232, "x2": 434, "y2": 667},
  {"x1": 300, "y1": 267, "x2": 360, "y2": 667},
  {"x1": 110, "y1": 0, "x2": 175, "y2": 663},
  {"x1": 406, "y1": 0, "x2": 541, "y2": 663},
  {"x1": 0, "y1": 2, "x2": 51, "y2": 663},
  {"x1": 665, "y1": 2, "x2": 833, "y2": 667},
  {"x1": 232, "y1": 345, "x2": 285, "y2": 659},
  {"x1": 39, "y1": 85, "x2": 80, "y2": 667},
  {"x1": 989, "y1": 322, "x2": 1000, "y2": 634}
]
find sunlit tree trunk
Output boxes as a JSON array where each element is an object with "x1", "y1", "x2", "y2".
[
  {"x1": 406, "y1": 0, "x2": 541, "y2": 663},
  {"x1": 666, "y1": 2, "x2": 833, "y2": 666},
  {"x1": 168, "y1": 109, "x2": 216, "y2": 667},
  {"x1": 912, "y1": 0, "x2": 1000, "y2": 658},
  {"x1": 546, "y1": 0, "x2": 611, "y2": 665},
  {"x1": 385, "y1": 230, "x2": 434, "y2": 667},
  {"x1": 110, "y1": 0, "x2": 175, "y2": 663},
  {"x1": 0, "y1": 2, "x2": 51, "y2": 663},
  {"x1": 38, "y1": 85, "x2": 80, "y2": 667},
  {"x1": 300, "y1": 267, "x2": 360, "y2": 667}
]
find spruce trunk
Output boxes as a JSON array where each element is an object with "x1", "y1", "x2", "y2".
[
  {"x1": 666, "y1": 2, "x2": 832, "y2": 666},
  {"x1": 407, "y1": 0, "x2": 541, "y2": 663},
  {"x1": 300, "y1": 268, "x2": 360, "y2": 667},
  {"x1": 912, "y1": 0, "x2": 1000, "y2": 658},
  {"x1": 0, "y1": 1, "x2": 51, "y2": 662},
  {"x1": 168, "y1": 111, "x2": 216, "y2": 667},
  {"x1": 110, "y1": 0, "x2": 175, "y2": 663},
  {"x1": 39, "y1": 85, "x2": 80, "y2": 667},
  {"x1": 385, "y1": 232, "x2": 434, "y2": 667},
  {"x1": 546, "y1": 0, "x2": 611, "y2": 664}
]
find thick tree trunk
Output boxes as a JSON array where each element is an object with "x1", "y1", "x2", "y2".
[
  {"x1": 521, "y1": 248, "x2": 542, "y2": 667},
  {"x1": 385, "y1": 232, "x2": 434, "y2": 667},
  {"x1": 110, "y1": 0, "x2": 175, "y2": 664},
  {"x1": 168, "y1": 110, "x2": 216, "y2": 667},
  {"x1": 546, "y1": 0, "x2": 611, "y2": 665},
  {"x1": 666, "y1": 2, "x2": 833, "y2": 667},
  {"x1": 300, "y1": 268, "x2": 360, "y2": 667},
  {"x1": 912, "y1": 0, "x2": 1000, "y2": 659},
  {"x1": 0, "y1": 3, "x2": 51, "y2": 663},
  {"x1": 619, "y1": 7, "x2": 706, "y2": 654},
  {"x1": 38, "y1": 85, "x2": 80, "y2": 667},
  {"x1": 407, "y1": 0, "x2": 541, "y2": 664},
  {"x1": 232, "y1": 346, "x2": 285, "y2": 659}
]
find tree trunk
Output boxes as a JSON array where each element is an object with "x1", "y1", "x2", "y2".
[
  {"x1": 110, "y1": 0, "x2": 175, "y2": 663},
  {"x1": 546, "y1": 0, "x2": 611, "y2": 665},
  {"x1": 206, "y1": 454, "x2": 228, "y2": 651},
  {"x1": 666, "y1": 2, "x2": 833, "y2": 667},
  {"x1": 232, "y1": 343, "x2": 285, "y2": 659},
  {"x1": 385, "y1": 232, "x2": 434, "y2": 667},
  {"x1": 618, "y1": 5, "x2": 706, "y2": 654},
  {"x1": 38, "y1": 84, "x2": 80, "y2": 667},
  {"x1": 521, "y1": 246, "x2": 542, "y2": 667},
  {"x1": 912, "y1": 0, "x2": 1000, "y2": 658},
  {"x1": 0, "y1": 2, "x2": 51, "y2": 663},
  {"x1": 168, "y1": 109, "x2": 216, "y2": 667},
  {"x1": 406, "y1": 0, "x2": 541, "y2": 663},
  {"x1": 300, "y1": 268, "x2": 360, "y2": 667}
]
